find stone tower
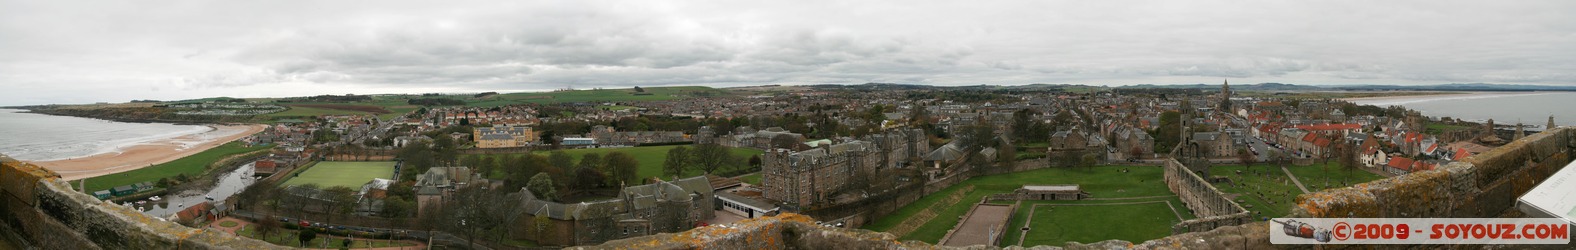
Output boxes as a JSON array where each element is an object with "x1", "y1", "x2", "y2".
[
  {"x1": 1218, "y1": 79, "x2": 1232, "y2": 113},
  {"x1": 1515, "y1": 122, "x2": 1525, "y2": 141},
  {"x1": 1550, "y1": 116, "x2": 1558, "y2": 130}
]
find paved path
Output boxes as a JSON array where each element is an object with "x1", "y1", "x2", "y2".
[{"x1": 1281, "y1": 166, "x2": 1312, "y2": 194}]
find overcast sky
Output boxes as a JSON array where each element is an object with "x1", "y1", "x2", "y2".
[{"x1": 2, "y1": 1, "x2": 1574, "y2": 105}]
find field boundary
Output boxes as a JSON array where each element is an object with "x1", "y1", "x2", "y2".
[{"x1": 887, "y1": 185, "x2": 973, "y2": 238}]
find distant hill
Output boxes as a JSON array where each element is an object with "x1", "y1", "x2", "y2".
[{"x1": 1117, "y1": 82, "x2": 1576, "y2": 92}]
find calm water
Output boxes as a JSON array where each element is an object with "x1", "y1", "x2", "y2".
[
  {"x1": 1350, "y1": 92, "x2": 1576, "y2": 129},
  {"x1": 126, "y1": 162, "x2": 259, "y2": 217},
  {"x1": 0, "y1": 109, "x2": 209, "y2": 161}
]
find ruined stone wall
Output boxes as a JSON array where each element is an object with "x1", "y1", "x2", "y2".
[
  {"x1": 0, "y1": 159, "x2": 288, "y2": 250},
  {"x1": 1163, "y1": 158, "x2": 1252, "y2": 234}
]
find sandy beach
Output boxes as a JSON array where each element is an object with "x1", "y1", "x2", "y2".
[{"x1": 35, "y1": 124, "x2": 268, "y2": 180}]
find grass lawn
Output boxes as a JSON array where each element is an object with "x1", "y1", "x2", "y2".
[
  {"x1": 737, "y1": 173, "x2": 762, "y2": 185},
  {"x1": 85, "y1": 142, "x2": 273, "y2": 193},
  {"x1": 996, "y1": 197, "x2": 1194, "y2": 247},
  {"x1": 280, "y1": 161, "x2": 397, "y2": 189},
  {"x1": 1018, "y1": 202, "x2": 1183, "y2": 246},
  {"x1": 235, "y1": 225, "x2": 416, "y2": 248},
  {"x1": 480, "y1": 145, "x2": 764, "y2": 181},
  {"x1": 863, "y1": 165, "x2": 1177, "y2": 244}
]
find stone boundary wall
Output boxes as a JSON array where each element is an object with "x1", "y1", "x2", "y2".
[
  {"x1": 985, "y1": 192, "x2": 1082, "y2": 202},
  {"x1": 0, "y1": 159, "x2": 288, "y2": 249},
  {"x1": 1163, "y1": 158, "x2": 1252, "y2": 234}
]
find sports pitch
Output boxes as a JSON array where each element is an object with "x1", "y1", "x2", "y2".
[{"x1": 281, "y1": 161, "x2": 397, "y2": 189}]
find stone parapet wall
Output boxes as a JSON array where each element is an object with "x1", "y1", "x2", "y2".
[
  {"x1": 0, "y1": 159, "x2": 288, "y2": 249},
  {"x1": 1294, "y1": 127, "x2": 1574, "y2": 219}
]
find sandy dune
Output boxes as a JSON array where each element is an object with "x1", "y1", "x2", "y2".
[{"x1": 35, "y1": 124, "x2": 268, "y2": 180}]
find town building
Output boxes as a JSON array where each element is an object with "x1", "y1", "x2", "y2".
[
  {"x1": 473, "y1": 125, "x2": 537, "y2": 148},
  {"x1": 510, "y1": 176, "x2": 714, "y2": 246},
  {"x1": 761, "y1": 129, "x2": 927, "y2": 209}
]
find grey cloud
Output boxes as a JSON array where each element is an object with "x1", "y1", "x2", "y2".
[{"x1": 4, "y1": 0, "x2": 1576, "y2": 106}]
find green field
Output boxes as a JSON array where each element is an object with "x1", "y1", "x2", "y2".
[
  {"x1": 863, "y1": 165, "x2": 1178, "y2": 244},
  {"x1": 85, "y1": 142, "x2": 273, "y2": 193},
  {"x1": 476, "y1": 145, "x2": 763, "y2": 181},
  {"x1": 379, "y1": 105, "x2": 419, "y2": 120},
  {"x1": 280, "y1": 161, "x2": 397, "y2": 189},
  {"x1": 263, "y1": 106, "x2": 372, "y2": 118},
  {"x1": 737, "y1": 173, "x2": 762, "y2": 185},
  {"x1": 1017, "y1": 202, "x2": 1185, "y2": 246}
]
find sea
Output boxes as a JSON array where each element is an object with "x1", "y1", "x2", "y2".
[
  {"x1": 1348, "y1": 92, "x2": 1576, "y2": 130},
  {"x1": 0, "y1": 109, "x2": 210, "y2": 161}
]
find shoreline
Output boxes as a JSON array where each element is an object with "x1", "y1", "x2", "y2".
[
  {"x1": 1341, "y1": 91, "x2": 1557, "y2": 106},
  {"x1": 34, "y1": 124, "x2": 268, "y2": 180},
  {"x1": 1336, "y1": 91, "x2": 1488, "y2": 102}
]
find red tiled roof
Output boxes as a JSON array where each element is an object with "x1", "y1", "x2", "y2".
[
  {"x1": 1293, "y1": 123, "x2": 1363, "y2": 131},
  {"x1": 1453, "y1": 148, "x2": 1472, "y2": 161},
  {"x1": 1387, "y1": 156, "x2": 1414, "y2": 169},
  {"x1": 176, "y1": 202, "x2": 214, "y2": 221}
]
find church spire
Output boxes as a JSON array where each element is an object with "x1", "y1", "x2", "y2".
[{"x1": 1218, "y1": 79, "x2": 1232, "y2": 113}]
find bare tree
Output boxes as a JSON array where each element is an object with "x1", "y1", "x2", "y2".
[
  {"x1": 662, "y1": 146, "x2": 691, "y2": 178},
  {"x1": 1237, "y1": 148, "x2": 1256, "y2": 170},
  {"x1": 445, "y1": 185, "x2": 510, "y2": 249},
  {"x1": 690, "y1": 143, "x2": 734, "y2": 174},
  {"x1": 256, "y1": 215, "x2": 281, "y2": 242}
]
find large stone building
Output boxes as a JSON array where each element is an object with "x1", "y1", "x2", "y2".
[
  {"x1": 1110, "y1": 125, "x2": 1155, "y2": 159},
  {"x1": 473, "y1": 125, "x2": 536, "y2": 148},
  {"x1": 712, "y1": 126, "x2": 806, "y2": 150},
  {"x1": 1189, "y1": 132, "x2": 1235, "y2": 158},
  {"x1": 589, "y1": 125, "x2": 689, "y2": 146},
  {"x1": 510, "y1": 176, "x2": 714, "y2": 246},
  {"x1": 761, "y1": 129, "x2": 927, "y2": 209}
]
